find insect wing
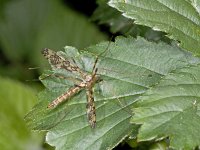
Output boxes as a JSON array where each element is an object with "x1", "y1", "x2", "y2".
[
  {"x1": 42, "y1": 48, "x2": 81, "y2": 74},
  {"x1": 42, "y1": 48, "x2": 65, "y2": 69}
]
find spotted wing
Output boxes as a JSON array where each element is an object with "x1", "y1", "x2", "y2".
[{"x1": 42, "y1": 48, "x2": 86, "y2": 78}]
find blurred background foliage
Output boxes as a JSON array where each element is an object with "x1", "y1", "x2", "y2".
[
  {"x1": 0, "y1": 0, "x2": 107, "y2": 82},
  {"x1": 0, "y1": 0, "x2": 167, "y2": 149}
]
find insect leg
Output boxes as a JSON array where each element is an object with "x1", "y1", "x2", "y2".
[
  {"x1": 48, "y1": 82, "x2": 86, "y2": 108},
  {"x1": 86, "y1": 87, "x2": 96, "y2": 128}
]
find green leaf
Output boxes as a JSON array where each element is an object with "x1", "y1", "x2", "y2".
[
  {"x1": 0, "y1": 77, "x2": 43, "y2": 150},
  {"x1": 92, "y1": 0, "x2": 133, "y2": 33},
  {"x1": 131, "y1": 64, "x2": 200, "y2": 149},
  {"x1": 93, "y1": 0, "x2": 167, "y2": 42},
  {"x1": 108, "y1": 0, "x2": 200, "y2": 56},
  {"x1": 25, "y1": 36, "x2": 199, "y2": 150}
]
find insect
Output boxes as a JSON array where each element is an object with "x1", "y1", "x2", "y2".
[{"x1": 42, "y1": 48, "x2": 101, "y2": 128}]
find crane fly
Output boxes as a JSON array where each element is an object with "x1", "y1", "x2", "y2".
[
  {"x1": 41, "y1": 41, "x2": 136, "y2": 128},
  {"x1": 42, "y1": 48, "x2": 101, "y2": 128}
]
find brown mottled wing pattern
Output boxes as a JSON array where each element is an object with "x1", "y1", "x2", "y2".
[{"x1": 42, "y1": 48, "x2": 86, "y2": 78}]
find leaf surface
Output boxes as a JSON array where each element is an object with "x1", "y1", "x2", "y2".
[
  {"x1": 132, "y1": 64, "x2": 200, "y2": 149},
  {"x1": 93, "y1": 0, "x2": 167, "y2": 42},
  {"x1": 109, "y1": 0, "x2": 200, "y2": 56},
  {"x1": 25, "y1": 37, "x2": 200, "y2": 150}
]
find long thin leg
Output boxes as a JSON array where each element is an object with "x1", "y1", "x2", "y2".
[
  {"x1": 91, "y1": 37, "x2": 113, "y2": 75},
  {"x1": 48, "y1": 82, "x2": 86, "y2": 108},
  {"x1": 86, "y1": 87, "x2": 96, "y2": 128},
  {"x1": 92, "y1": 56, "x2": 98, "y2": 74}
]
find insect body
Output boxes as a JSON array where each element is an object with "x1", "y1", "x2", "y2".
[{"x1": 42, "y1": 48, "x2": 100, "y2": 128}]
